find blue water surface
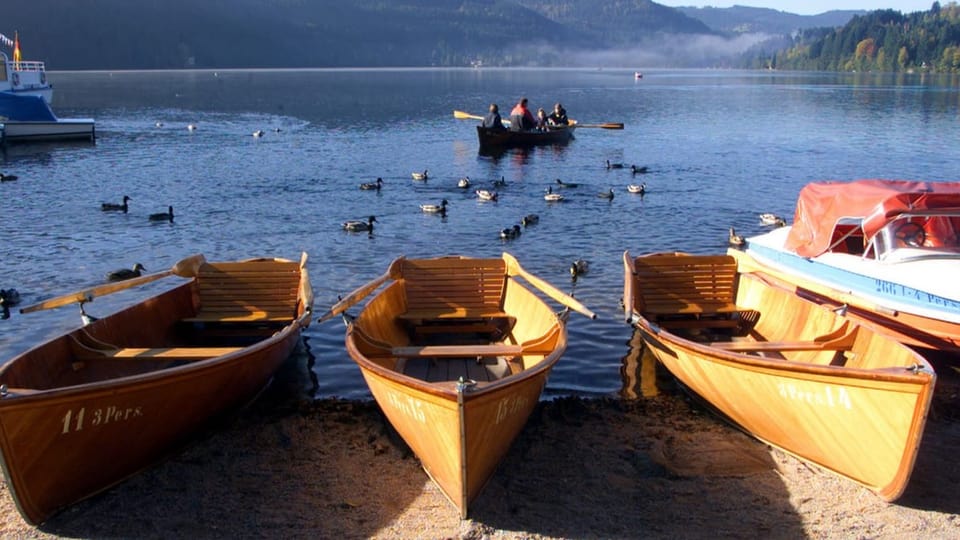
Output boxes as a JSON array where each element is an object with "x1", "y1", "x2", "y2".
[{"x1": 3, "y1": 68, "x2": 960, "y2": 399}]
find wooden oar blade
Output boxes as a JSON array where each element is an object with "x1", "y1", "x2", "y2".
[
  {"x1": 574, "y1": 123, "x2": 624, "y2": 130},
  {"x1": 453, "y1": 110, "x2": 483, "y2": 120},
  {"x1": 502, "y1": 253, "x2": 597, "y2": 320},
  {"x1": 317, "y1": 257, "x2": 404, "y2": 323},
  {"x1": 21, "y1": 271, "x2": 172, "y2": 314},
  {"x1": 20, "y1": 253, "x2": 205, "y2": 314}
]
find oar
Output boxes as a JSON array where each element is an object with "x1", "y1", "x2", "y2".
[
  {"x1": 316, "y1": 256, "x2": 405, "y2": 323},
  {"x1": 453, "y1": 110, "x2": 483, "y2": 121},
  {"x1": 453, "y1": 110, "x2": 513, "y2": 126},
  {"x1": 571, "y1": 120, "x2": 624, "y2": 130},
  {"x1": 20, "y1": 254, "x2": 207, "y2": 314},
  {"x1": 502, "y1": 253, "x2": 597, "y2": 320}
]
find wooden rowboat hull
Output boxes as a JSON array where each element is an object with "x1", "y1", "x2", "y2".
[
  {"x1": 0, "y1": 255, "x2": 312, "y2": 524},
  {"x1": 343, "y1": 254, "x2": 573, "y2": 516},
  {"x1": 624, "y1": 251, "x2": 935, "y2": 501},
  {"x1": 476, "y1": 125, "x2": 575, "y2": 150}
]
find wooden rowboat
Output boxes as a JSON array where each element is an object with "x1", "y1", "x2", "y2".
[
  {"x1": 623, "y1": 251, "x2": 935, "y2": 501},
  {"x1": 330, "y1": 253, "x2": 595, "y2": 517},
  {"x1": 476, "y1": 124, "x2": 575, "y2": 150},
  {"x1": 0, "y1": 253, "x2": 313, "y2": 524}
]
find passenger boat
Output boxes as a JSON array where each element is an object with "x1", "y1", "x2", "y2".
[
  {"x1": 623, "y1": 250, "x2": 935, "y2": 501},
  {"x1": 0, "y1": 253, "x2": 313, "y2": 524},
  {"x1": 740, "y1": 179, "x2": 960, "y2": 352},
  {"x1": 329, "y1": 253, "x2": 595, "y2": 517},
  {"x1": 476, "y1": 123, "x2": 575, "y2": 150},
  {"x1": 0, "y1": 45, "x2": 95, "y2": 143}
]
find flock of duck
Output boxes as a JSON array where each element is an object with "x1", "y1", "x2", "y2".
[
  {"x1": 100, "y1": 195, "x2": 175, "y2": 222},
  {"x1": 342, "y1": 160, "x2": 651, "y2": 240}
]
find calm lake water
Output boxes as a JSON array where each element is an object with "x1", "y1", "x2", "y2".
[{"x1": 3, "y1": 68, "x2": 960, "y2": 399}]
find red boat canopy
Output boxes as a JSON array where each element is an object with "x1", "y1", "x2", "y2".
[{"x1": 785, "y1": 179, "x2": 960, "y2": 257}]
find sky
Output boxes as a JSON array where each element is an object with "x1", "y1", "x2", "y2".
[{"x1": 655, "y1": 1, "x2": 938, "y2": 15}]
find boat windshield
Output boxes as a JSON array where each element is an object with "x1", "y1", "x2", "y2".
[{"x1": 867, "y1": 213, "x2": 960, "y2": 262}]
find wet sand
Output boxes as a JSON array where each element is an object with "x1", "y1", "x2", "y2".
[{"x1": 2, "y1": 360, "x2": 959, "y2": 539}]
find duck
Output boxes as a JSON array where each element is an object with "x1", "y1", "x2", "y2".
[
  {"x1": 606, "y1": 160, "x2": 625, "y2": 169},
  {"x1": 759, "y1": 213, "x2": 784, "y2": 226},
  {"x1": 457, "y1": 177, "x2": 471, "y2": 189},
  {"x1": 101, "y1": 195, "x2": 131, "y2": 213},
  {"x1": 253, "y1": 130, "x2": 265, "y2": 138},
  {"x1": 521, "y1": 214, "x2": 539, "y2": 227},
  {"x1": 627, "y1": 183, "x2": 646, "y2": 195},
  {"x1": 555, "y1": 178, "x2": 579, "y2": 188},
  {"x1": 499, "y1": 224, "x2": 521, "y2": 239},
  {"x1": 343, "y1": 215, "x2": 377, "y2": 232},
  {"x1": 728, "y1": 227, "x2": 745, "y2": 247},
  {"x1": 631, "y1": 165, "x2": 649, "y2": 175},
  {"x1": 149, "y1": 206, "x2": 174, "y2": 222},
  {"x1": 106, "y1": 263, "x2": 146, "y2": 282},
  {"x1": 0, "y1": 288, "x2": 21, "y2": 307},
  {"x1": 476, "y1": 189, "x2": 498, "y2": 201},
  {"x1": 492, "y1": 176, "x2": 507, "y2": 187},
  {"x1": 598, "y1": 188, "x2": 615, "y2": 200},
  {"x1": 570, "y1": 259, "x2": 589, "y2": 278},
  {"x1": 544, "y1": 186, "x2": 565, "y2": 202},
  {"x1": 411, "y1": 169, "x2": 429, "y2": 181},
  {"x1": 155, "y1": 122, "x2": 164, "y2": 128},
  {"x1": 421, "y1": 199, "x2": 449, "y2": 214},
  {"x1": 359, "y1": 177, "x2": 383, "y2": 191},
  {"x1": 0, "y1": 173, "x2": 19, "y2": 182},
  {"x1": 187, "y1": 124, "x2": 197, "y2": 131}
]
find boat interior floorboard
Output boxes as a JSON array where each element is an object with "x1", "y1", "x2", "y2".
[{"x1": 401, "y1": 356, "x2": 511, "y2": 383}]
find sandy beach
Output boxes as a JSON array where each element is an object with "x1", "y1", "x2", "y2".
[{"x1": 1, "y1": 356, "x2": 958, "y2": 539}]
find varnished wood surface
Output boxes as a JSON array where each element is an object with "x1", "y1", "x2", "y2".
[
  {"x1": 0, "y1": 255, "x2": 312, "y2": 525},
  {"x1": 344, "y1": 254, "x2": 574, "y2": 517},
  {"x1": 624, "y1": 251, "x2": 935, "y2": 501}
]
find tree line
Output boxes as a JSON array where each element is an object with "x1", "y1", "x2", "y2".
[{"x1": 748, "y1": 2, "x2": 960, "y2": 72}]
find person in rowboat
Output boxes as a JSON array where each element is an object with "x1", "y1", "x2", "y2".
[
  {"x1": 482, "y1": 103, "x2": 505, "y2": 130},
  {"x1": 536, "y1": 108, "x2": 548, "y2": 131},
  {"x1": 548, "y1": 103, "x2": 569, "y2": 126},
  {"x1": 509, "y1": 97, "x2": 536, "y2": 131}
]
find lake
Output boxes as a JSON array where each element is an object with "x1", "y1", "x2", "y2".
[{"x1": 3, "y1": 68, "x2": 960, "y2": 399}]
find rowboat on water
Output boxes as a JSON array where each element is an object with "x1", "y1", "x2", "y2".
[
  {"x1": 0, "y1": 253, "x2": 313, "y2": 524},
  {"x1": 476, "y1": 123, "x2": 575, "y2": 150},
  {"x1": 325, "y1": 253, "x2": 595, "y2": 517},
  {"x1": 742, "y1": 179, "x2": 960, "y2": 353},
  {"x1": 623, "y1": 251, "x2": 935, "y2": 501}
]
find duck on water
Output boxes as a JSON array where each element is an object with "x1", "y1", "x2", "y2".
[
  {"x1": 149, "y1": 206, "x2": 174, "y2": 222},
  {"x1": 105, "y1": 263, "x2": 146, "y2": 282},
  {"x1": 101, "y1": 195, "x2": 131, "y2": 213},
  {"x1": 343, "y1": 215, "x2": 377, "y2": 232}
]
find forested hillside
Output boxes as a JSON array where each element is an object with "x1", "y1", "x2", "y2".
[
  {"x1": 1, "y1": 0, "x2": 709, "y2": 69},
  {"x1": 756, "y1": 2, "x2": 960, "y2": 72}
]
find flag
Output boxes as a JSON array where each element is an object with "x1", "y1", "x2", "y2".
[
  {"x1": 13, "y1": 31, "x2": 21, "y2": 67},
  {"x1": 0, "y1": 34, "x2": 12, "y2": 48}
]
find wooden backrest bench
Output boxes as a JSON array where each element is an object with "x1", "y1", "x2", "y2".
[
  {"x1": 182, "y1": 260, "x2": 302, "y2": 324},
  {"x1": 396, "y1": 258, "x2": 511, "y2": 323},
  {"x1": 632, "y1": 254, "x2": 756, "y2": 330}
]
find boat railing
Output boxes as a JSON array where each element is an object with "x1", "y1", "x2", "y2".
[{"x1": 7, "y1": 60, "x2": 45, "y2": 73}]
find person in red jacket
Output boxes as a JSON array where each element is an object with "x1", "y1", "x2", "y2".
[{"x1": 509, "y1": 97, "x2": 536, "y2": 131}]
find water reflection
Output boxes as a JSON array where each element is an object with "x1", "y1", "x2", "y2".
[{"x1": 619, "y1": 327, "x2": 660, "y2": 400}]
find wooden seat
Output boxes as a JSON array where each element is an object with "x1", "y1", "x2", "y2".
[
  {"x1": 182, "y1": 260, "x2": 301, "y2": 324},
  {"x1": 396, "y1": 258, "x2": 510, "y2": 322},
  {"x1": 632, "y1": 254, "x2": 756, "y2": 330}
]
